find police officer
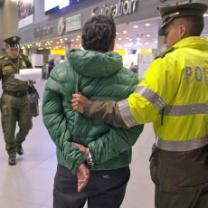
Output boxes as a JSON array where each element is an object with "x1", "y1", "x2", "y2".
[
  {"x1": 71, "y1": 2, "x2": 208, "y2": 208},
  {"x1": 0, "y1": 36, "x2": 33, "y2": 166}
]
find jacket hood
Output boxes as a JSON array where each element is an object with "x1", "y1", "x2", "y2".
[
  {"x1": 67, "y1": 49, "x2": 123, "y2": 78},
  {"x1": 173, "y1": 36, "x2": 208, "y2": 50}
]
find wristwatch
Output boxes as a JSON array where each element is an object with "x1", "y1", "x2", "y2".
[{"x1": 85, "y1": 152, "x2": 94, "y2": 168}]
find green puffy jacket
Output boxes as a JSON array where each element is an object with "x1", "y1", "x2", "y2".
[{"x1": 42, "y1": 49, "x2": 143, "y2": 174}]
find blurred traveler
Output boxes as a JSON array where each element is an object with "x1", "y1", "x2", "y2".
[
  {"x1": 0, "y1": 36, "x2": 33, "y2": 165},
  {"x1": 130, "y1": 62, "x2": 138, "y2": 74},
  {"x1": 48, "y1": 59, "x2": 55, "y2": 76},
  {"x1": 71, "y1": 3, "x2": 208, "y2": 208},
  {"x1": 42, "y1": 15, "x2": 143, "y2": 208}
]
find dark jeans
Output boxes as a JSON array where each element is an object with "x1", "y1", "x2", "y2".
[{"x1": 53, "y1": 164, "x2": 130, "y2": 208}]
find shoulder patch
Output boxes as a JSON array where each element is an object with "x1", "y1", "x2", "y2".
[{"x1": 154, "y1": 48, "x2": 174, "y2": 59}]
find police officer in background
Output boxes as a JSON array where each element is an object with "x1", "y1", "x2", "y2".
[
  {"x1": 0, "y1": 36, "x2": 33, "y2": 166},
  {"x1": 71, "y1": 2, "x2": 208, "y2": 208}
]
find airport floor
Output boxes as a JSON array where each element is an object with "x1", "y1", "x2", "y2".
[{"x1": 0, "y1": 80, "x2": 154, "y2": 208}]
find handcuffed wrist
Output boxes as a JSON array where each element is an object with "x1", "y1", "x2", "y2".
[{"x1": 85, "y1": 151, "x2": 94, "y2": 168}]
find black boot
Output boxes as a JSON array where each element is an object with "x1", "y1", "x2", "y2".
[
  {"x1": 16, "y1": 144, "x2": 24, "y2": 155},
  {"x1": 8, "y1": 153, "x2": 16, "y2": 166}
]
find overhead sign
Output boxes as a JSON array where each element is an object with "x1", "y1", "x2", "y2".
[
  {"x1": 44, "y1": 0, "x2": 86, "y2": 14},
  {"x1": 57, "y1": 17, "x2": 66, "y2": 36},
  {"x1": 34, "y1": 25, "x2": 54, "y2": 38},
  {"x1": 18, "y1": 0, "x2": 34, "y2": 28},
  {"x1": 92, "y1": 0, "x2": 138, "y2": 18},
  {"x1": 65, "y1": 14, "x2": 81, "y2": 33}
]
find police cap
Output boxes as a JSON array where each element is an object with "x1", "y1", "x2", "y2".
[
  {"x1": 158, "y1": 2, "x2": 208, "y2": 36},
  {"x1": 4, "y1": 36, "x2": 21, "y2": 48}
]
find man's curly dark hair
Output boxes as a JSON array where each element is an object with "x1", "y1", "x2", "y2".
[{"x1": 82, "y1": 15, "x2": 116, "y2": 53}]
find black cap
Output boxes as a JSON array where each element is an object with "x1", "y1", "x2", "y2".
[
  {"x1": 4, "y1": 36, "x2": 21, "y2": 48},
  {"x1": 158, "y1": 2, "x2": 208, "y2": 36}
]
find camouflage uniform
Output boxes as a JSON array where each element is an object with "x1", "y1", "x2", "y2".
[{"x1": 0, "y1": 54, "x2": 32, "y2": 156}]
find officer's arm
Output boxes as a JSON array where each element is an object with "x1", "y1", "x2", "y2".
[
  {"x1": 22, "y1": 55, "x2": 33, "y2": 68},
  {"x1": 72, "y1": 57, "x2": 177, "y2": 128},
  {"x1": 0, "y1": 58, "x2": 3, "y2": 79},
  {"x1": 84, "y1": 100, "x2": 128, "y2": 128}
]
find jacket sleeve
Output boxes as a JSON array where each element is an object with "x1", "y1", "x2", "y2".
[
  {"x1": 84, "y1": 100, "x2": 128, "y2": 128},
  {"x1": 88, "y1": 124, "x2": 143, "y2": 164},
  {"x1": 121, "y1": 56, "x2": 178, "y2": 127},
  {"x1": 42, "y1": 67, "x2": 86, "y2": 174}
]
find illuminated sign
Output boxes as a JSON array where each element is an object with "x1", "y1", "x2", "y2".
[
  {"x1": 34, "y1": 25, "x2": 54, "y2": 38},
  {"x1": 18, "y1": 0, "x2": 34, "y2": 28},
  {"x1": 44, "y1": 0, "x2": 85, "y2": 14},
  {"x1": 92, "y1": 0, "x2": 138, "y2": 18}
]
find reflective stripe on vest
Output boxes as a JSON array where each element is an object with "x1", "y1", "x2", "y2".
[
  {"x1": 118, "y1": 86, "x2": 169, "y2": 127},
  {"x1": 118, "y1": 85, "x2": 208, "y2": 128},
  {"x1": 134, "y1": 86, "x2": 166, "y2": 110},
  {"x1": 118, "y1": 99, "x2": 137, "y2": 128},
  {"x1": 164, "y1": 104, "x2": 208, "y2": 115},
  {"x1": 133, "y1": 86, "x2": 208, "y2": 116},
  {"x1": 156, "y1": 136, "x2": 208, "y2": 151}
]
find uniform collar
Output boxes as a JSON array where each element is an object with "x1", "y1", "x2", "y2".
[{"x1": 172, "y1": 36, "x2": 208, "y2": 50}]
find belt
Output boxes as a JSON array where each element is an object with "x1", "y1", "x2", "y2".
[{"x1": 4, "y1": 90, "x2": 27, "y2": 97}]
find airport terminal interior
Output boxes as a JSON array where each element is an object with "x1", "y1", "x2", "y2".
[{"x1": 0, "y1": 0, "x2": 208, "y2": 207}]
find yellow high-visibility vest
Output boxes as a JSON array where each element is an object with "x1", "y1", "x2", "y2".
[{"x1": 119, "y1": 36, "x2": 208, "y2": 151}]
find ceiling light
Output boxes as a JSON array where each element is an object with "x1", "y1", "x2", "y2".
[
  {"x1": 145, "y1": 23, "x2": 151, "y2": 27},
  {"x1": 146, "y1": 34, "x2": 151, "y2": 38},
  {"x1": 204, "y1": 13, "x2": 208, "y2": 17},
  {"x1": 133, "y1": 25, "x2": 138, "y2": 29},
  {"x1": 123, "y1": 30, "x2": 127, "y2": 34},
  {"x1": 118, "y1": 38, "x2": 122, "y2": 41}
]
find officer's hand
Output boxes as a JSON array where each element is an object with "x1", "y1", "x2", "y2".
[
  {"x1": 71, "y1": 93, "x2": 88, "y2": 113},
  {"x1": 71, "y1": 142, "x2": 90, "y2": 155},
  {"x1": 76, "y1": 163, "x2": 90, "y2": 192}
]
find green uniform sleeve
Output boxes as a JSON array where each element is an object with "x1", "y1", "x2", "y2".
[
  {"x1": 0, "y1": 57, "x2": 3, "y2": 79},
  {"x1": 84, "y1": 100, "x2": 128, "y2": 128},
  {"x1": 42, "y1": 69, "x2": 85, "y2": 174},
  {"x1": 88, "y1": 124, "x2": 143, "y2": 164}
]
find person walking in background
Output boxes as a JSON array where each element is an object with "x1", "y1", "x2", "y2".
[
  {"x1": 71, "y1": 3, "x2": 208, "y2": 208},
  {"x1": 0, "y1": 36, "x2": 33, "y2": 165},
  {"x1": 42, "y1": 15, "x2": 143, "y2": 208},
  {"x1": 48, "y1": 59, "x2": 55, "y2": 76}
]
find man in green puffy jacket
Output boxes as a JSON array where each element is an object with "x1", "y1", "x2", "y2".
[{"x1": 42, "y1": 15, "x2": 143, "y2": 208}]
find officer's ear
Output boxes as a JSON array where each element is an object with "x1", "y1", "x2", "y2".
[
  {"x1": 177, "y1": 18, "x2": 189, "y2": 39},
  {"x1": 179, "y1": 23, "x2": 186, "y2": 39}
]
